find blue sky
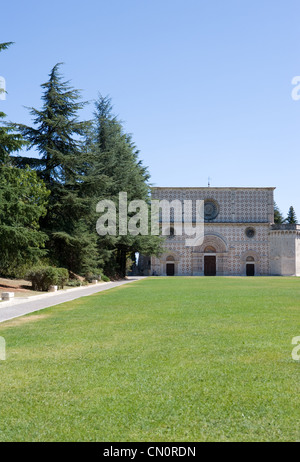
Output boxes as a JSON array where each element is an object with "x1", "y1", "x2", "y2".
[{"x1": 1, "y1": 0, "x2": 300, "y2": 218}]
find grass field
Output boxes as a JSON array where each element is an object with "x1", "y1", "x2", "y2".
[{"x1": 0, "y1": 277, "x2": 299, "y2": 442}]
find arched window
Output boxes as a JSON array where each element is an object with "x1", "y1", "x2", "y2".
[{"x1": 246, "y1": 256, "x2": 255, "y2": 262}]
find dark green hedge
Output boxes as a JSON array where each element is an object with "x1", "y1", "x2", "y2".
[{"x1": 26, "y1": 266, "x2": 69, "y2": 291}]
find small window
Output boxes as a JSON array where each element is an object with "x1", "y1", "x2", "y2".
[{"x1": 246, "y1": 256, "x2": 255, "y2": 262}]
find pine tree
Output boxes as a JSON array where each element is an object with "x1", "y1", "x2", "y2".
[
  {"x1": 274, "y1": 202, "x2": 284, "y2": 224},
  {"x1": 91, "y1": 96, "x2": 162, "y2": 277},
  {"x1": 14, "y1": 64, "x2": 98, "y2": 273},
  {"x1": 285, "y1": 206, "x2": 298, "y2": 224},
  {"x1": 0, "y1": 42, "x2": 13, "y2": 52},
  {"x1": 0, "y1": 112, "x2": 25, "y2": 165}
]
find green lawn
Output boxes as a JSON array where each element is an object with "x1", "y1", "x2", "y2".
[{"x1": 0, "y1": 277, "x2": 299, "y2": 442}]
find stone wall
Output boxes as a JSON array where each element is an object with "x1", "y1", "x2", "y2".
[
  {"x1": 151, "y1": 223, "x2": 270, "y2": 276},
  {"x1": 150, "y1": 187, "x2": 274, "y2": 276},
  {"x1": 269, "y1": 225, "x2": 300, "y2": 276},
  {"x1": 151, "y1": 187, "x2": 275, "y2": 223}
]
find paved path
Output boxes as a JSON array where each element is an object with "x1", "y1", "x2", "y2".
[{"x1": 0, "y1": 277, "x2": 144, "y2": 324}]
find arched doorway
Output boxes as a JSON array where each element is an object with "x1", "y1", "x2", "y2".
[
  {"x1": 194, "y1": 235, "x2": 228, "y2": 276},
  {"x1": 204, "y1": 246, "x2": 217, "y2": 276},
  {"x1": 166, "y1": 256, "x2": 175, "y2": 276},
  {"x1": 246, "y1": 256, "x2": 255, "y2": 276}
]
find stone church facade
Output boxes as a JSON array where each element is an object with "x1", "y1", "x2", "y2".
[{"x1": 141, "y1": 187, "x2": 300, "y2": 277}]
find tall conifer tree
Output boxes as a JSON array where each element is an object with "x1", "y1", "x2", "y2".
[
  {"x1": 274, "y1": 202, "x2": 284, "y2": 224},
  {"x1": 285, "y1": 206, "x2": 298, "y2": 224},
  {"x1": 91, "y1": 96, "x2": 162, "y2": 277},
  {"x1": 15, "y1": 64, "x2": 98, "y2": 273}
]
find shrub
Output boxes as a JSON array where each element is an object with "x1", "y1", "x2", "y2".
[
  {"x1": 84, "y1": 271, "x2": 102, "y2": 283},
  {"x1": 56, "y1": 268, "x2": 69, "y2": 289},
  {"x1": 66, "y1": 280, "x2": 82, "y2": 287},
  {"x1": 26, "y1": 266, "x2": 58, "y2": 291},
  {"x1": 84, "y1": 271, "x2": 110, "y2": 283},
  {"x1": 26, "y1": 266, "x2": 69, "y2": 291}
]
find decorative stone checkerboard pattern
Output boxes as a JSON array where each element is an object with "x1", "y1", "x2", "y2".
[{"x1": 148, "y1": 187, "x2": 299, "y2": 277}]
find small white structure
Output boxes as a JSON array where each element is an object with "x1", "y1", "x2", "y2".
[
  {"x1": 92, "y1": 280, "x2": 98, "y2": 284},
  {"x1": 1, "y1": 292, "x2": 14, "y2": 301},
  {"x1": 49, "y1": 285, "x2": 58, "y2": 292}
]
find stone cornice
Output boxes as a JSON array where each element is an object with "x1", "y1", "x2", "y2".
[{"x1": 270, "y1": 224, "x2": 300, "y2": 231}]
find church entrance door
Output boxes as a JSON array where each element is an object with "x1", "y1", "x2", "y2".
[
  {"x1": 246, "y1": 264, "x2": 255, "y2": 276},
  {"x1": 204, "y1": 256, "x2": 216, "y2": 276},
  {"x1": 166, "y1": 263, "x2": 175, "y2": 276}
]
